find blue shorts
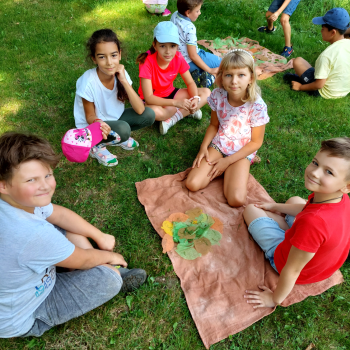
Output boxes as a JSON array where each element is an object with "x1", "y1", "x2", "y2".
[
  {"x1": 188, "y1": 49, "x2": 222, "y2": 73},
  {"x1": 268, "y1": 0, "x2": 301, "y2": 16},
  {"x1": 248, "y1": 214, "x2": 295, "y2": 272},
  {"x1": 300, "y1": 67, "x2": 321, "y2": 97}
]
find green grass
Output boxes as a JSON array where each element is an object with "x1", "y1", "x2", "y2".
[{"x1": 1, "y1": 0, "x2": 350, "y2": 349}]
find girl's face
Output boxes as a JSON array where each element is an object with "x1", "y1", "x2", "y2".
[
  {"x1": 221, "y1": 66, "x2": 252, "y2": 100},
  {"x1": 92, "y1": 41, "x2": 121, "y2": 77},
  {"x1": 153, "y1": 41, "x2": 178, "y2": 64}
]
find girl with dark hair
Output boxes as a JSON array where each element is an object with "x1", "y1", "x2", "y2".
[{"x1": 74, "y1": 29, "x2": 155, "y2": 167}]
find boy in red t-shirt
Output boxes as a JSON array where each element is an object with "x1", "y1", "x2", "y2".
[{"x1": 243, "y1": 137, "x2": 350, "y2": 308}]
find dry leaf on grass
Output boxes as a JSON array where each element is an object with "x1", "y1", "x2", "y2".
[
  {"x1": 211, "y1": 217, "x2": 224, "y2": 233},
  {"x1": 185, "y1": 207, "x2": 203, "y2": 220}
]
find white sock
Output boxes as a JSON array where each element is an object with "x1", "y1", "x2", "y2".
[{"x1": 164, "y1": 109, "x2": 183, "y2": 124}]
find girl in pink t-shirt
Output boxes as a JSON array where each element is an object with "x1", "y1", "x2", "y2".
[
  {"x1": 136, "y1": 21, "x2": 210, "y2": 135},
  {"x1": 186, "y1": 50, "x2": 270, "y2": 207}
]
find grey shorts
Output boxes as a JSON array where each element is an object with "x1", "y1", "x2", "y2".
[{"x1": 21, "y1": 227, "x2": 123, "y2": 337}]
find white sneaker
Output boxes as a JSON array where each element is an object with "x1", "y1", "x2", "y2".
[
  {"x1": 159, "y1": 118, "x2": 175, "y2": 135},
  {"x1": 188, "y1": 109, "x2": 202, "y2": 120}
]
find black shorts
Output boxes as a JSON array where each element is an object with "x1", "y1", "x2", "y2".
[
  {"x1": 300, "y1": 68, "x2": 321, "y2": 97},
  {"x1": 142, "y1": 88, "x2": 180, "y2": 103}
]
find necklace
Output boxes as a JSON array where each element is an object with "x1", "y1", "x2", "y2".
[{"x1": 313, "y1": 195, "x2": 343, "y2": 204}]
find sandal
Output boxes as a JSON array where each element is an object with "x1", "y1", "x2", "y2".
[
  {"x1": 114, "y1": 137, "x2": 139, "y2": 151},
  {"x1": 90, "y1": 146, "x2": 118, "y2": 167}
]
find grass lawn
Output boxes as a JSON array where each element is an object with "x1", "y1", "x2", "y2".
[{"x1": 1, "y1": 0, "x2": 350, "y2": 348}]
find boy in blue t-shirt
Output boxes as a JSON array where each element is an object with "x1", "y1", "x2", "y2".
[
  {"x1": 0, "y1": 132, "x2": 146, "y2": 338},
  {"x1": 171, "y1": 0, "x2": 221, "y2": 85}
]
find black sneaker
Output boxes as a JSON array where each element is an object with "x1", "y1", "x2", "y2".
[
  {"x1": 257, "y1": 25, "x2": 276, "y2": 33},
  {"x1": 118, "y1": 267, "x2": 147, "y2": 292},
  {"x1": 283, "y1": 73, "x2": 303, "y2": 84}
]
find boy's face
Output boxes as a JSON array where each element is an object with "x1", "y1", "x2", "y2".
[
  {"x1": 304, "y1": 150, "x2": 350, "y2": 195},
  {"x1": 0, "y1": 160, "x2": 56, "y2": 213},
  {"x1": 186, "y1": 4, "x2": 202, "y2": 22},
  {"x1": 321, "y1": 25, "x2": 336, "y2": 42}
]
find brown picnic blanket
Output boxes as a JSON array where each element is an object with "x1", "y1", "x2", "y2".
[
  {"x1": 135, "y1": 169, "x2": 344, "y2": 349},
  {"x1": 197, "y1": 36, "x2": 294, "y2": 80}
]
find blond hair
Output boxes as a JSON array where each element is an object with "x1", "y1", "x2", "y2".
[{"x1": 215, "y1": 50, "x2": 260, "y2": 103}]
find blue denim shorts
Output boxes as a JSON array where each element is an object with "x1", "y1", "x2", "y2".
[
  {"x1": 21, "y1": 227, "x2": 123, "y2": 337},
  {"x1": 268, "y1": 0, "x2": 301, "y2": 16},
  {"x1": 188, "y1": 49, "x2": 222, "y2": 73},
  {"x1": 300, "y1": 67, "x2": 321, "y2": 97},
  {"x1": 248, "y1": 214, "x2": 295, "y2": 272}
]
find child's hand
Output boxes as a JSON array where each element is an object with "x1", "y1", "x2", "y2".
[
  {"x1": 291, "y1": 81, "x2": 302, "y2": 91},
  {"x1": 174, "y1": 99, "x2": 191, "y2": 111},
  {"x1": 115, "y1": 64, "x2": 128, "y2": 84},
  {"x1": 189, "y1": 98, "x2": 199, "y2": 114},
  {"x1": 192, "y1": 147, "x2": 210, "y2": 168},
  {"x1": 98, "y1": 121, "x2": 112, "y2": 139},
  {"x1": 254, "y1": 202, "x2": 275, "y2": 212},
  {"x1": 244, "y1": 285, "x2": 276, "y2": 308},
  {"x1": 96, "y1": 233, "x2": 116, "y2": 251},
  {"x1": 208, "y1": 158, "x2": 230, "y2": 181},
  {"x1": 109, "y1": 252, "x2": 128, "y2": 267},
  {"x1": 268, "y1": 11, "x2": 280, "y2": 22}
]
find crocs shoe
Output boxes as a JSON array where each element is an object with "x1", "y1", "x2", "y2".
[
  {"x1": 118, "y1": 268, "x2": 147, "y2": 293},
  {"x1": 280, "y1": 46, "x2": 293, "y2": 58},
  {"x1": 114, "y1": 137, "x2": 139, "y2": 151},
  {"x1": 89, "y1": 146, "x2": 118, "y2": 167},
  {"x1": 162, "y1": 8, "x2": 171, "y2": 16},
  {"x1": 188, "y1": 109, "x2": 202, "y2": 120},
  {"x1": 159, "y1": 118, "x2": 175, "y2": 135},
  {"x1": 257, "y1": 26, "x2": 276, "y2": 33}
]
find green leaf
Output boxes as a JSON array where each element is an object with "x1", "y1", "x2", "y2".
[
  {"x1": 110, "y1": 338, "x2": 116, "y2": 344},
  {"x1": 126, "y1": 296, "x2": 133, "y2": 310},
  {"x1": 173, "y1": 322, "x2": 178, "y2": 332},
  {"x1": 203, "y1": 229, "x2": 222, "y2": 245},
  {"x1": 27, "y1": 339, "x2": 37, "y2": 348}
]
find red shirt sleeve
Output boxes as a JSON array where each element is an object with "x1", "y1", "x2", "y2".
[
  {"x1": 139, "y1": 56, "x2": 153, "y2": 80},
  {"x1": 289, "y1": 214, "x2": 327, "y2": 253}
]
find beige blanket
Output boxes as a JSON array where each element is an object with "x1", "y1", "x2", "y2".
[
  {"x1": 136, "y1": 169, "x2": 343, "y2": 349},
  {"x1": 197, "y1": 36, "x2": 294, "y2": 80}
]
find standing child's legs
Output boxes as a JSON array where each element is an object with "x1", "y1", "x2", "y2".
[
  {"x1": 280, "y1": 13, "x2": 291, "y2": 47},
  {"x1": 223, "y1": 158, "x2": 251, "y2": 207},
  {"x1": 186, "y1": 147, "x2": 223, "y2": 192}
]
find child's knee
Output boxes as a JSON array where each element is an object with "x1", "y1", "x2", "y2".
[
  {"x1": 226, "y1": 191, "x2": 247, "y2": 207},
  {"x1": 185, "y1": 177, "x2": 202, "y2": 192},
  {"x1": 285, "y1": 196, "x2": 306, "y2": 204},
  {"x1": 143, "y1": 107, "x2": 156, "y2": 126},
  {"x1": 280, "y1": 14, "x2": 290, "y2": 26},
  {"x1": 243, "y1": 203, "x2": 256, "y2": 218},
  {"x1": 199, "y1": 88, "x2": 211, "y2": 98}
]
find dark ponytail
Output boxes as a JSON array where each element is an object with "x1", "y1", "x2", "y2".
[
  {"x1": 136, "y1": 39, "x2": 157, "y2": 65},
  {"x1": 87, "y1": 29, "x2": 128, "y2": 103}
]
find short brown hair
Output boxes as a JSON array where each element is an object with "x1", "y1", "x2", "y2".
[
  {"x1": 177, "y1": 0, "x2": 203, "y2": 15},
  {"x1": 320, "y1": 137, "x2": 350, "y2": 180},
  {"x1": 0, "y1": 132, "x2": 60, "y2": 183}
]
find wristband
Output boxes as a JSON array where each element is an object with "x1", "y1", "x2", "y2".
[
  {"x1": 93, "y1": 118, "x2": 102, "y2": 123},
  {"x1": 190, "y1": 96, "x2": 201, "y2": 103}
]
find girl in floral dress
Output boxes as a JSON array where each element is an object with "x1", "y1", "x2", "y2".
[{"x1": 186, "y1": 50, "x2": 270, "y2": 207}]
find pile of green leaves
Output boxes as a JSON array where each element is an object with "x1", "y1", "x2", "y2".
[{"x1": 172, "y1": 213, "x2": 222, "y2": 260}]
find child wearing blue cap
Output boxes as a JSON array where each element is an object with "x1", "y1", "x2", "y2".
[
  {"x1": 284, "y1": 8, "x2": 350, "y2": 99},
  {"x1": 136, "y1": 21, "x2": 210, "y2": 135}
]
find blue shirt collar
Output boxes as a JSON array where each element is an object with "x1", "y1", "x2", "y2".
[{"x1": 177, "y1": 11, "x2": 191, "y2": 22}]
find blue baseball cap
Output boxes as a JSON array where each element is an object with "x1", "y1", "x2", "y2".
[
  {"x1": 312, "y1": 7, "x2": 350, "y2": 31},
  {"x1": 153, "y1": 21, "x2": 180, "y2": 45}
]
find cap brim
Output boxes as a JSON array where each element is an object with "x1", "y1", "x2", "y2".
[
  {"x1": 155, "y1": 35, "x2": 180, "y2": 46},
  {"x1": 312, "y1": 16, "x2": 326, "y2": 25}
]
